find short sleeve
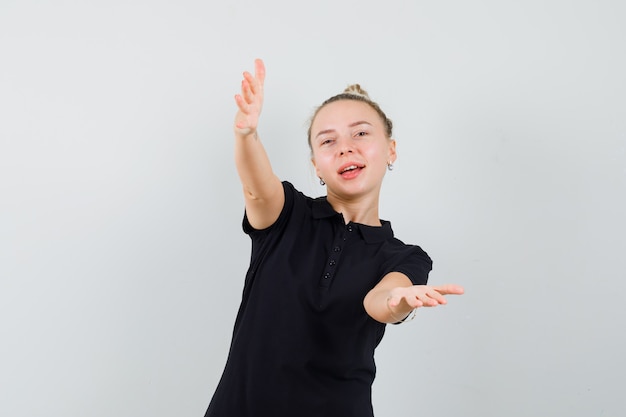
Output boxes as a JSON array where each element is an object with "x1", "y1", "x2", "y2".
[
  {"x1": 242, "y1": 181, "x2": 295, "y2": 236},
  {"x1": 382, "y1": 244, "x2": 433, "y2": 286}
]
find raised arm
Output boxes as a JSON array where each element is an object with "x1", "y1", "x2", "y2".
[
  {"x1": 363, "y1": 272, "x2": 464, "y2": 324},
  {"x1": 233, "y1": 58, "x2": 284, "y2": 229}
]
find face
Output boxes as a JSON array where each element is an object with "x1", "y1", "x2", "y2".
[{"x1": 310, "y1": 100, "x2": 396, "y2": 199}]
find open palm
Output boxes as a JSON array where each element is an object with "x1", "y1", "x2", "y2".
[{"x1": 234, "y1": 58, "x2": 265, "y2": 136}]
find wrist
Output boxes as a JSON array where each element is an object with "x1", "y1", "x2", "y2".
[
  {"x1": 234, "y1": 128, "x2": 258, "y2": 141},
  {"x1": 386, "y1": 297, "x2": 416, "y2": 324}
]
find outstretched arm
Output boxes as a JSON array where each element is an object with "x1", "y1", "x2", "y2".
[
  {"x1": 233, "y1": 58, "x2": 284, "y2": 230},
  {"x1": 363, "y1": 272, "x2": 464, "y2": 324}
]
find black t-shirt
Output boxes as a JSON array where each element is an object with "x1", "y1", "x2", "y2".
[{"x1": 205, "y1": 181, "x2": 432, "y2": 417}]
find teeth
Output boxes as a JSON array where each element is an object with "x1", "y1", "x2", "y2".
[{"x1": 342, "y1": 165, "x2": 358, "y2": 173}]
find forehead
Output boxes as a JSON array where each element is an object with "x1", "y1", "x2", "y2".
[{"x1": 311, "y1": 100, "x2": 381, "y2": 131}]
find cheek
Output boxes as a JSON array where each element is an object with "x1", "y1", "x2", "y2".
[
  {"x1": 312, "y1": 153, "x2": 332, "y2": 173},
  {"x1": 320, "y1": 156, "x2": 335, "y2": 172},
  {"x1": 364, "y1": 145, "x2": 387, "y2": 165}
]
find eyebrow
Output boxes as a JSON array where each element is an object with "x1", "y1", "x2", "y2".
[{"x1": 315, "y1": 121, "x2": 373, "y2": 140}]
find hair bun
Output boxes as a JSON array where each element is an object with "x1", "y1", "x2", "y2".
[{"x1": 343, "y1": 84, "x2": 371, "y2": 100}]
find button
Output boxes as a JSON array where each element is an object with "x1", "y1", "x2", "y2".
[
  {"x1": 333, "y1": 246, "x2": 341, "y2": 252},
  {"x1": 323, "y1": 272, "x2": 331, "y2": 279},
  {"x1": 329, "y1": 260, "x2": 336, "y2": 266},
  {"x1": 347, "y1": 225, "x2": 353, "y2": 232}
]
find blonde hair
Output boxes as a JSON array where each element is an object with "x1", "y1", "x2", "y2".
[{"x1": 307, "y1": 84, "x2": 393, "y2": 149}]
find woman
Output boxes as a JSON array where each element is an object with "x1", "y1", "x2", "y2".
[{"x1": 204, "y1": 59, "x2": 464, "y2": 417}]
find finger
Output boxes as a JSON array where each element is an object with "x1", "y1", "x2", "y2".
[
  {"x1": 403, "y1": 294, "x2": 423, "y2": 309},
  {"x1": 410, "y1": 289, "x2": 441, "y2": 307},
  {"x1": 244, "y1": 70, "x2": 260, "y2": 96},
  {"x1": 387, "y1": 295, "x2": 401, "y2": 308},
  {"x1": 419, "y1": 294, "x2": 440, "y2": 307},
  {"x1": 433, "y1": 284, "x2": 465, "y2": 295},
  {"x1": 234, "y1": 94, "x2": 250, "y2": 114},
  {"x1": 241, "y1": 79, "x2": 254, "y2": 104},
  {"x1": 389, "y1": 293, "x2": 420, "y2": 309},
  {"x1": 425, "y1": 289, "x2": 448, "y2": 305},
  {"x1": 242, "y1": 71, "x2": 256, "y2": 95},
  {"x1": 412, "y1": 298, "x2": 424, "y2": 308},
  {"x1": 254, "y1": 58, "x2": 266, "y2": 87},
  {"x1": 234, "y1": 112, "x2": 250, "y2": 130}
]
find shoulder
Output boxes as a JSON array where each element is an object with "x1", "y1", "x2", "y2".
[
  {"x1": 379, "y1": 228, "x2": 433, "y2": 285},
  {"x1": 242, "y1": 181, "x2": 317, "y2": 235},
  {"x1": 386, "y1": 238, "x2": 432, "y2": 266}
]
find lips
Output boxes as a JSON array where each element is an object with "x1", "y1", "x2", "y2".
[{"x1": 338, "y1": 162, "x2": 365, "y2": 179}]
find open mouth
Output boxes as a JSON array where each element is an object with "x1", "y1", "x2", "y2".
[{"x1": 338, "y1": 164, "x2": 365, "y2": 178}]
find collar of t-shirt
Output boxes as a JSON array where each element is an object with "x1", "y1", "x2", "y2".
[{"x1": 311, "y1": 197, "x2": 394, "y2": 244}]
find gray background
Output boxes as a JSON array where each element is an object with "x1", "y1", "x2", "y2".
[{"x1": 1, "y1": 0, "x2": 625, "y2": 416}]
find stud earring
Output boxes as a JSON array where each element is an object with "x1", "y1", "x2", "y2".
[
  {"x1": 387, "y1": 162, "x2": 394, "y2": 171},
  {"x1": 319, "y1": 178, "x2": 326, "y2": 186}
]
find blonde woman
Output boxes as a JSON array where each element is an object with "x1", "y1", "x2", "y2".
[{"x1": 204, "y1": 59, "x2": 464, "y2": 417}]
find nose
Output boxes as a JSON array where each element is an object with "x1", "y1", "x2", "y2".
[{"x1": 338, "y1": 138, "x2": 354, "y2": 155}]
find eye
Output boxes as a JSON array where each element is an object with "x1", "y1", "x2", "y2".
[
  {"x1": 355, "y1": 131, "x2": 367, "y2": 137},
  {"x1": 320, "y1": 138, "x2": 334, "y2": 146}
]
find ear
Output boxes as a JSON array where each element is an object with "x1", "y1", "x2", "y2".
[
  {"x1": 387, "y1": 139, "x2": 397, "y2": 164},
  {"x1": 311, "y1": 156, "x2": 321, "y2": 178}
]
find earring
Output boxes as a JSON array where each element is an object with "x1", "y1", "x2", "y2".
[
  {"x1": 319, "y1": 178, "x2": 325, "y2": 186},
  {"x1": 387, "y1": 162, "x2": 394, "y2": 171}
]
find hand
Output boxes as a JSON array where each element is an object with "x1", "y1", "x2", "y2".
[
  {"x1": 234, "y1": 58, "x2": 266, "y2": 136},
  {"x1": 387, "y1": 284, "x2": 464, "y2": 313}
]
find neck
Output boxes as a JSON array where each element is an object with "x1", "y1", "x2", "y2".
[{"x1": 326, "y1": 192, "x2": 381, "y2": 226}]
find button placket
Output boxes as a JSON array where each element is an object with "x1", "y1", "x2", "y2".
[{"x1": 319, "y1": 233, "x2": 345, "y2": 288}]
